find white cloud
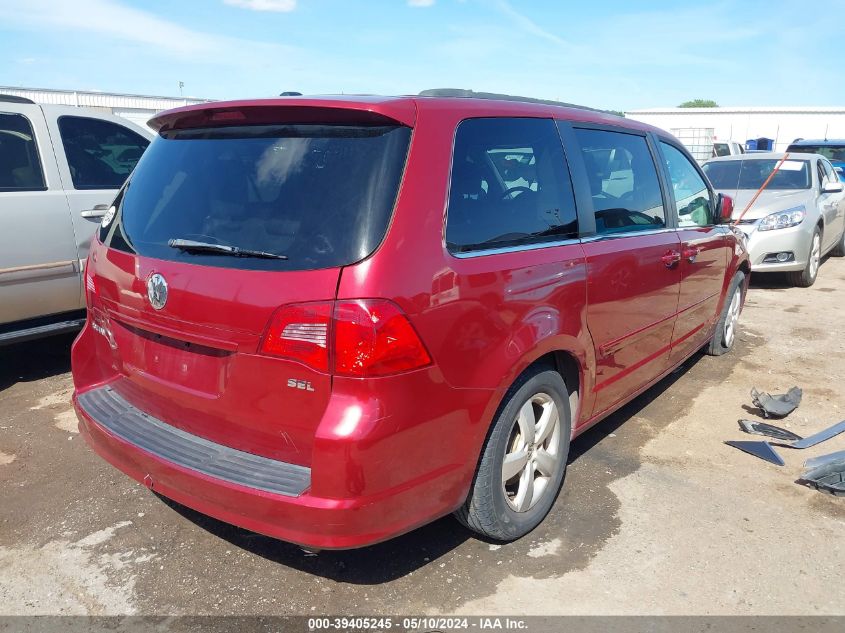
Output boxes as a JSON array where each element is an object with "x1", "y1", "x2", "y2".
[
  {"x1": 0, "y1": 0, "x2": 301, "y2": 61},
  {"x1": 492, "y1": 0, "x2": 576, "y2": 51},
  {"x1": 408, "y1": 0, "x2": 435, "y2": 7},
  {"x1": 223, "y1": 0, "x2": 297, "y2": 12}
]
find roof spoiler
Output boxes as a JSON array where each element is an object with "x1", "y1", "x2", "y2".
[{"x1": 149, "y1": 99, "x2": 416, "y2": 133}]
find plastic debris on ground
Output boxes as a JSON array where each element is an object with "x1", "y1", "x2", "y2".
[
  {"x1": 750, "y1": 386, "x2": 802, "y2": 419},
  {"x1": 724, "y1": 440, "x2": 785, "y2": 466},
  {"x1": 798, "y1": 460, "x2": 845, "y2": 497},
  {"x1": 737, "y1": 420, "x2": 802, "y2": 442}
]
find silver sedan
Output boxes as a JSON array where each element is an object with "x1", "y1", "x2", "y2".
[{"x1": 703, "y1": 152, "x2": 845, "y2": 287}]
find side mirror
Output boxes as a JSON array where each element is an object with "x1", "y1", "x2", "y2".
[
  {"x1": 823, "y1": 181, "x2": 844, "y2": 194},
  {"x1": 716, "y1": 193, "x2": 734, "y2": 224}
]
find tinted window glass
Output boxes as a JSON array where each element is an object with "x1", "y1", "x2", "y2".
[
  {"x1": 661, "y1": 142, "x2": 713, "y2": 227},
  {"x1": 785, "y1": 144, "x2": 845, "y2": 161},
  {"x1": 821, "y1": 159, "x2": 836, "y2": 183},
  {"x1": 702, "y1": 159, "x2": 810, "y2": 190},
  {"x1": 574, "y1": 128, "x2": 665, "y2": 234},
  {"x1": 101, "y1": 124, "x2": 411, "y2": 271},
  {"x1": 58, "y1": 116, "x2": 149, "y2": 190},
  {"x1": 446, "y1": 118, "x2": 577, "y2": 252},
  {"x1": 713, "y1": 143, "x2": 730, "y2": 157},
  {"x1": 0, "y1": 113, "x2": 45, "y2": 192}
]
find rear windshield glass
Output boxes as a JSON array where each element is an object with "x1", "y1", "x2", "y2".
[
  {"x1": 703, "y1": 159, "x2": 810, "y2": 191},
  {"x1": 100, "y1": 124, "x2": 411, "y2": 271},
  {"x1": 785, "y1": 145, "x2": 845, "y2": 161}
]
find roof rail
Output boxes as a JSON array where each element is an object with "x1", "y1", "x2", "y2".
[
  {"x1": 0, "y1": 94, "x2": 36, "y2": 104},
  {"x1": 417, "y1": 88, "x2": 613, "y2": 115}
]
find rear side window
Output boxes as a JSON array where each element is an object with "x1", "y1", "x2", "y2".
[
  {"x1": 660, "y1": 142, "x2": 713, "y2": 227},
  {"x1": 101, "y1": 124, "x2": 412, "y2": 271},
  {"x1": 446, "y1": 118, "x2": 577, "y2": 253},
  {"x1": 58, "y1": 116, "x2": 149, "y2": 190},
  {"x1": 0, "y1": 113, "x2": 46, "y2": 192},
  {"x1": 573, "y1": 128, "x2": 665, "y2": 234}
]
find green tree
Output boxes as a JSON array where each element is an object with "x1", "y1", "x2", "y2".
[{"x1": 678, "y1": 99, "x2": 718, "y2": 108}]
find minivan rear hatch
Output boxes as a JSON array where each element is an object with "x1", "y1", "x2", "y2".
[{"x1": 91, "y1": 102, "x2": 413, "y2": 466}]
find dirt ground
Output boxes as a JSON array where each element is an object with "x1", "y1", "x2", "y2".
[{"x1": 1, "y1": 258, "x2": 844, "y2": 617}]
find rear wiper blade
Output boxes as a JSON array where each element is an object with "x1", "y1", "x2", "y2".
[{"x1": 167, "y1": 238, "x2": 287, "y2": 260}]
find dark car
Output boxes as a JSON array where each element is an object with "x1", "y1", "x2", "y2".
[
  {"x1": 786, "y1": 139, "x2": 845, "y2": 182},
  {"x1": 71, "y1": 94, "x2": 749, "y2": 549}
]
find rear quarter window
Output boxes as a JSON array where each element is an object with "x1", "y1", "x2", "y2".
[{"x1": 445, "y1": 117, "x2": 578, "y2": 253}]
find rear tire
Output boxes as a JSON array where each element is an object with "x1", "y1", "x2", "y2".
[
  {"x1": 455, "y1": 366, "x2": 571, "y2": 542},
  {"x1": 707, "y1": 270, "x2": 745, "y2": 356},
  {"x1": 787, "y1": 227, "x2": 821, "y2": 287}
]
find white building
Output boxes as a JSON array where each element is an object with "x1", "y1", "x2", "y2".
[
  {"x1": 0, "y1": 85, "x2": 212, "y2": 130},
  {"x1": 625, "y1": 106, "x2": 845, "y2": 159}
]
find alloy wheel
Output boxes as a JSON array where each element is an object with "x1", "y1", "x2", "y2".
[
  {"x1": 502, "y1": 392, "x2": 562, "y2": 512},
  {"x1": 723, "y1": 287, "x2": 742, "y2": 348}
]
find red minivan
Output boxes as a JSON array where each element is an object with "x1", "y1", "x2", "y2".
[{"x1": 72, "y1": 94, "x2": 749, "y2": 549}]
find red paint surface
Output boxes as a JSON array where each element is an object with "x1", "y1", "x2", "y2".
[{"x1": 73, "y1": 96, "x2": 748, "y2": 549}]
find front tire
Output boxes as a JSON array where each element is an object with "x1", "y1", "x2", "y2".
[
  {"x1": 455, "y1": 366, "x2": 571, "y2": 541},
  {"x1": 707, "y1": 270, "x2": 745, "y2": 356},
  {"x1": 831, "y1": 225, "x2": 845, "y2": 257},
  {"x1": 787, "y1": 227, "x2": 821, "y2": 287}
]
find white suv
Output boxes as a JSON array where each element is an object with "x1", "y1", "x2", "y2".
[{"x1": 0, "y1": 94, "x2": 153, "y2": 345}]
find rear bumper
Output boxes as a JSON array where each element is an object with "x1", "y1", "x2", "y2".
[{"x1": 74, "y1": 385, "x2": 472, "y2": 549}]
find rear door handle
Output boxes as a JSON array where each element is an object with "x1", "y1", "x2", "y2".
[
  {"x1": 682, "y1": 246, "x2": 701, "y2": 263},
  {"x1": 80, "y1": 204, "x2": 110, "y2": 219},
  {"x1": 661, "y1": 250, "x2": 681, "y2": 268}
]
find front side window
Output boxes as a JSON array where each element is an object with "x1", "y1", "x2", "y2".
[
  {"x1": 446, "y1": 118, "x2": 577, "y2": 253},
  {"x1": 660, "y1": 142, "x2": 713, "y2": 227},
  {"x1": 573, "y1": 128, "x2": 665, "y2": 234},
  {"x1": 703, "y1": 159, "x2": 811, "y2": 191},
  {"x1": 0, "y1": 112, "x2": 46, "y2": 192},
  {"x1": 821, "y1": 159, "x2": 837, "y2": 184},
  {"x1": 816, "y1": 160, "x2": 827, "y2": 191},
  {"x1": 58, "y1": 116, "x2": 149, "y2": 190}
]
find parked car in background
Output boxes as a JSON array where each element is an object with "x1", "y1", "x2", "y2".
[
  {"x1": 0, "y1": 94, "x2": 152, "y2": 345},
  {"x1": 703, "y1": 152, "x2": 845, "y2": 287},
  {"x1": 73, "y1": 94, "x2": 749, "y2": 550},
  {"x1": 785, "y1": 139, "x2": 845, "y2": 182},
  {"x1": 712, "y1": 141, "x2": 745, "y2": 158}
]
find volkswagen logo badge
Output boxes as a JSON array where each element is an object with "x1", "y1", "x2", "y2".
[{"x1": 147, "y1": 273, "x2": 168, "y2": 310}]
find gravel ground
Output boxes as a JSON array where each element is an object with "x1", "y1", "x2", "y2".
[{"x1": 1, "y1": 258, "x2": 844, "y2": 616}]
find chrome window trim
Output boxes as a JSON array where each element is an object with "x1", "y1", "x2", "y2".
[
  {"x1": 580, "y1": 227, "x2": 676, "y2": 243},
  {"x1": 450, "y1": 237, "x2": 581, "y2": 258}
]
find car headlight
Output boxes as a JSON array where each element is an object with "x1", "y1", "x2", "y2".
[{"x1": 758, "y1": 206, "x2": 805, "y2": 231}]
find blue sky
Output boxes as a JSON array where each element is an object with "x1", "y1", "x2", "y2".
[{"x1": 0, "y1": 0, "x2": 842, "y2": 111}]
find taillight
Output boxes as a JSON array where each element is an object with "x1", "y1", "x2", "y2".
[
  {"x1": 334, "y1": 299, "x2": 431, "y2": 377},
  {"x1": 260, "y1": 302, "x2": 332, "y2": 372},
  {"x1": 259, "y1": 299, "x2": 431, "y2": 377}
]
